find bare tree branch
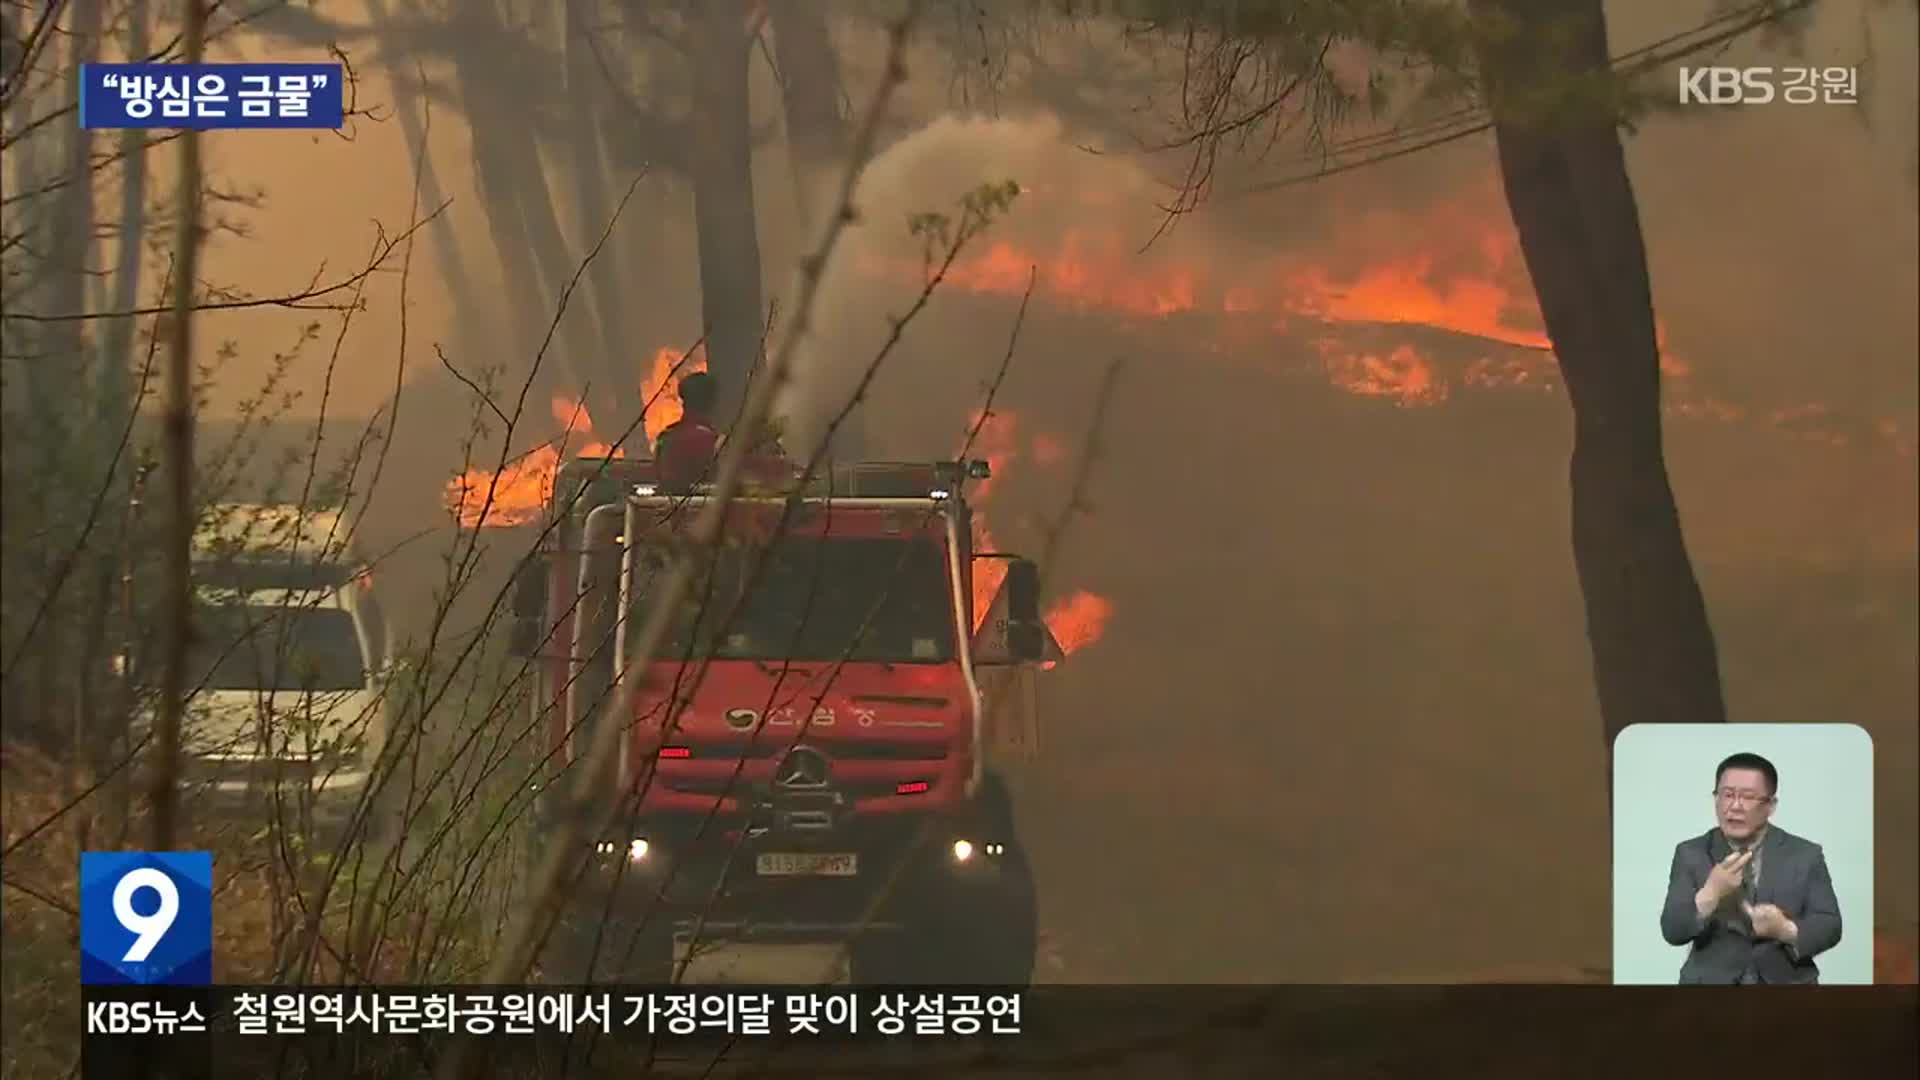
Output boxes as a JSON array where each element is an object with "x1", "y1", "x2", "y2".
[
  {"x1": 6, "y1": 203, "x2": 451, "y2": 322},
  {"x1": 436, "y1": 344, "x2": 509, "y2": 429}
]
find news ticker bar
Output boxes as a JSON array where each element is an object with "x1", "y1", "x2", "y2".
[
  {"x1": 79, "y1": 985, "x2": 1918, "y2": 1080},
  {"x1": 85, "y1": 986, "x2": 1024, "y2": 1040},
  {"x1": 79, "y1": 63, "x2": 345, "y2": 130}
]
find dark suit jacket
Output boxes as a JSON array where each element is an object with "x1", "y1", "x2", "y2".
[{"x1": 1659, "y1": 825, "x2": 1843, "y2": 984}]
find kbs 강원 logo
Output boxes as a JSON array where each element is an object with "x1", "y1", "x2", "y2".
[
  {"x1": 1677, "y1": 66, "x2": 1860, "y2": 106},
  {"x1": 79, "y1": 851, "x2": 213, "y2": 985}
]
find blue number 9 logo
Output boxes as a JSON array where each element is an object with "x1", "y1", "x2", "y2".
[
  {"x1": 80, "y1": 852, "x2": 213, "y2": 985},
  {"x1": 113, "y1": 867, "x2": 181, "y2": 962}
]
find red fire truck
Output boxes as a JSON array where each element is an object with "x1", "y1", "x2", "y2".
[{"x1": 507, "y1": 455, "x2": 1057, "y2": 984}]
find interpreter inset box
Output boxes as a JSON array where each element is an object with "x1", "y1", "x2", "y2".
[{"x1": 1611, "y1": 723, "x2": 1873, "y2": 985}]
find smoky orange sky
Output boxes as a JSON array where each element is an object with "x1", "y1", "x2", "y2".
[{"x1": 183, "y1": 1, "x2": 1916, "y2": 430}]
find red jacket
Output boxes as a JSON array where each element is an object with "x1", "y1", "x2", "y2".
[{"x1": 655, "y1": 417, "x2": 719, "y2": 491}]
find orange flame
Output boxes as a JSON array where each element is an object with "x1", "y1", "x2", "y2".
[
  {"x1": 551, "y1": 395, "x2": 623, "y2": 459},
  {"x1": 1281, "y1": 259, "x2": 1548, "y2": 352},
  {"x1": 863, "y1": 170, "x2": 1912, "y2": 453},
  {"x1": 970, "y1": 520, "x2": 1007, "y2": 632},
  {"x1": 1043, "y1": 590, "x2": 1114, "y2": 654},
  {"x1": 642, "y1": 346, "x2": 708, "y2": 444},
  {"x1": 1318, "y1": 341, "x2": 1448, "y2": 407},
  {"x1": 961, "y1": 408, "x2": 1114, "y2": 656},
  {"x1": 890, "y1": 183, "x2": 1799, "y2": 428},
  {"x1": 444, "y1": 445, "x2": 561, "y2": 529},
  {"x1": 444, "y1": 392, "x2": 623, "y2": 528}
]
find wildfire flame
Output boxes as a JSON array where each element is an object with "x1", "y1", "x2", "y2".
[
  {"x1": 917, "y1": 223, "x2": 1704, "y2": 409},
  {"x1": 971, "y1": 520, "x2": 1007, "y2": 631},
  {"x1": 443, "y1": 393, "x2": 623, "y2": 529},
  {"x1": 552, "y1": 396, "x2": 622, "y2": 459},
  {"x1": 444, "y1": 445, "x2": 561, "y2": 530},
  {"x1": 961, "y1": 407, "x2": 1114, "y2": 657},
  {"x1": 441, "y1": 389, "x2": 1120, "y2": 658},
  {"x1": 1045, "y1": 590, "x2": 1115, "y2": 654},
  {"x1": 642, "y1": 346, "x2": 708, "y2": 444},
  {"x1": 446, "y1": 343, "x2": 717, "y2": 530},
  {"x1": 881, "y1": 177, "x2": 1901, "y2": 450}
]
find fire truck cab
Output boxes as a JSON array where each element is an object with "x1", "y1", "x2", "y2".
[{"x1": 509, "y1": 456, "x2": 1055, "y2": 984}]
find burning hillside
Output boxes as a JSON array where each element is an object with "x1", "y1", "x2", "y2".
[
  {"x1": 447, "y1": 113, "x2": 1912, "y2": 537},
  {"x1": 872, "y1": 183, "x2": 1785, "y2": 422},
  {"x1": 437, "y1": 113, "x2": 1910, "y2": 670},
  {"x1": 805, "y1": 114, "x2": 1911, "y2": 456}
]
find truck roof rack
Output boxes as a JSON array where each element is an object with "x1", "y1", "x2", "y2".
[
  {"x1": 803, "y1": 460, "x2": 987, "y2": 498},
  {"x1": 557, "y1": 457, "x2": 990, "y2": 504}
]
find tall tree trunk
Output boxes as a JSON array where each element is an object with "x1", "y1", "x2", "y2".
[
  {"x1": 48, "y1": 0, "x2": 104, "y2": 846},
  {"x1": 1470, "y1": 0, "x2": 1727, "y2": 772},
  {"x1": 444, "y1": 3, "x2": 592, "y2": 418},
  {"x1": 468, "y1": 0, "x2": 618, "y2": 429},
  {"x1": 772, "y1": 1, "x2": 845, "y2": 223},
  {"x1": 0, "y1": 5, "x2": 51, "y2": 750},
  {"x1": 151, "y1": 0, "x2": 209, "y2": 851},
  {"x1": 368, "y1": 0, "x2": 488, "y2": 367},
  {"x1": 98, "y1": 0, "x2": 148, "y2": 436},
  {"x1": 770, "y1": 1, "x2": 866, "y2": 459},
  {"x1": 689, "y1": 0, "x2": 765, "y2": 430},
  {"x1": 562, "y1": 0, "x2": 649, "y2": 445},
  {"x1": 31, "y1": 0, "x2": 104, "y2": 762},
  {"x1": 81, "y1": 0, "x2": 147, "y2": 849},
  {"x1": 506, "y1": 116, "x2": 622, "y2": 428}
]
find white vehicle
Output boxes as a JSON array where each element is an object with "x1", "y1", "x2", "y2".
[{"x1": 163, "y1": 503, "x2": 394, "y2": 825}]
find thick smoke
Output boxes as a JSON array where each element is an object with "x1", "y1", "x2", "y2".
[
  {"x1": 779, "y1": 112, "x2": 1174, "y2": 458},
  {"x1": 169, "y1": 2, "x2": 1913, "y2": 981}
]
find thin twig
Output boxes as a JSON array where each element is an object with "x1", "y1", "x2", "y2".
[
  {"x1": 437, "y1": 343, "x2": 509, "y2": 427},
  {"x1": 7, "y1": 203, "x2": 450, "y2": 323},
  {"x1": 349, "y1": 55, "x2": 435, "y2": 548},
  {"x1": 1, "y1": 875, "x2": 79, "y2": 918}
]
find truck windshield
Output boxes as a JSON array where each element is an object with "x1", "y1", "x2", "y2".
[
  {"x1": 191, "y1": 605, "x2": 368, "y2": 692},
  {"x1": 639, "y1": 536, "x2": 956, "y2": 663}
]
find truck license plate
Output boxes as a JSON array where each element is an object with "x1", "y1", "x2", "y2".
[{"x1": 756, "y1": 852, "x2": 857, "y2": 877}]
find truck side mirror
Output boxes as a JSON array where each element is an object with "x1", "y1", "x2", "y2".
[
  {"x1": 1005, "y1": 559, "x2": 1044, "y2": 663},
  {"x1": 1006, "y1": 559, "x2": 1040, "y2": 624}
]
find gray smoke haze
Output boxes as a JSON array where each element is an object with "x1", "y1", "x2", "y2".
[
  {"x1": 782, "y1": 112, "x2": 1177, "y2": 457},
  {"x1": 177, "y1": 0, "x2": 1914, "y2": 981}
]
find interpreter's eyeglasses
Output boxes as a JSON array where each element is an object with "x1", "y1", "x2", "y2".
[{"x1": 1713, "y1": 788, "x2": 1773, "y2": 807}]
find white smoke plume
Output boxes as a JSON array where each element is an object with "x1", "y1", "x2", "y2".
[{"x1": 776, "y1": 112, "x2": 1169, "y2": 459}]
